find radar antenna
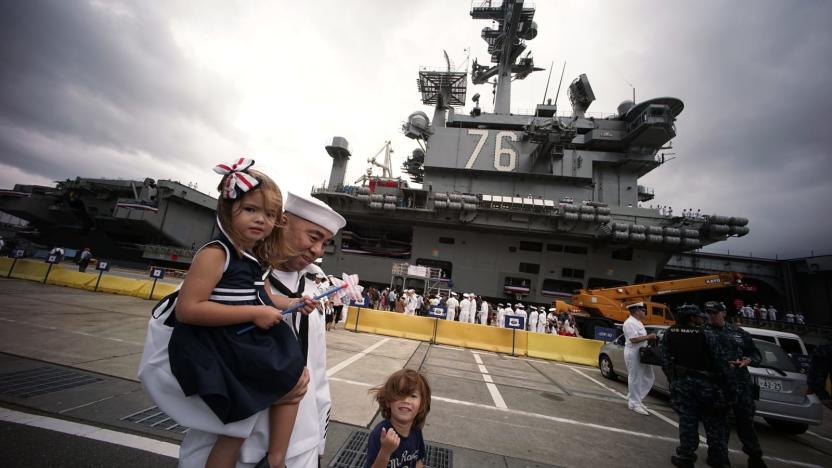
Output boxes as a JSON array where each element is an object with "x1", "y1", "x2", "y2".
[{"x1": 470, "y1": 0, "x2": 542, "y2": 114}]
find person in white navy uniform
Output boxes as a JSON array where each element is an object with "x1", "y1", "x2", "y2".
[
  {"x1": 515, "y1": 303, "x2": 527, "y2": 324},
  {"x1": 443, "y1": 292, "x2": 457, "y2": 321},
  {"x1": 623, "y1": 302, "x2": 657, "y2": 415},
  {"x1": 528, "y1": 306, "x2": 539, "y2": 332},
  {"x1": 479, "y1": 299, "x2": 489, "y2": 325},
  {"x1": 458, "y1": 293, "x2": 471, "y2": 323},
  {"x1": 177, "y1": 192, "x2": 346, "y2": 468}
]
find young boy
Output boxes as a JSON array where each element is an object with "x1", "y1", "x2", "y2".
[{"x1": 366, "y1": 369, "x2": 432, "y2": 468}]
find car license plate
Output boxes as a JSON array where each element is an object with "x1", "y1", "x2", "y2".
[{"x1": 758, "y1": 377, "x2": 783, "y2": 392}]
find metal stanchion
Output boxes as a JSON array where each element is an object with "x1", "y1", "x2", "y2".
[
  {"x1": 43, "y1": 254, "x2": 60, "y2": 284},
  {"x1": 148, "y1": 267, "x2": 165, "y2": 299},
  {"x1": 7, "y1": 250, "x2": 24, "y2": 278}
]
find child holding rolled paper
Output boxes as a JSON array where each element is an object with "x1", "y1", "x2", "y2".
[{"x1": 163, "y1": 159, "x2": 315, "y2": 468}]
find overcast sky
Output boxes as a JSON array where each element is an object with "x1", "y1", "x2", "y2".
[{"x1": 1, "y1": 1, "x2": 831, "y2": 259}]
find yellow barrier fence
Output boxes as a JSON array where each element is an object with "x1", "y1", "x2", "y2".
[
  {"x1": 526, "y1": 332, "x2": 603, "y2": 367},
  {"x1": 347, "y1": 307, "x2": 435, "y2": 342},
  {"x1": 435, "y1": 320, "x2": 524, "y2": 355},
  {"x1": 0, "y1": 258, "x2": 177, "y2": 300},
  {"x1": 344, "y1": 305, "x2": 603, "y2": 366}
]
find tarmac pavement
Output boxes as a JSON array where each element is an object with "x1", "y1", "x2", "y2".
[{"x1": 1, "y1": 277, "x2": 831, "y2": 467}]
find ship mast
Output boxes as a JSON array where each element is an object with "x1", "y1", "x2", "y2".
[{"x1": 470, "y1": 0, "x2": 541, "y2": 114}]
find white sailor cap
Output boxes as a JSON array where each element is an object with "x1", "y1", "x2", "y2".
[
  {"x1": 498, "y1": 303, "x2": 504, "y2": 307},
  {"x1": 529, "y1": 306, "x2": 537, "y2": 311},
  {"x1": 626, "y1": 302, "x2": 646, "y2": 311},
  {"x1": 517, "y1": 304, "x2": 525, "y2": 308},
  {"x1": 285, "y1": 192, "x2": 346, "y2": 236},
  {"x1": 450, "y1": 292, "x2": 457, "y2": 296},
  {"x1": 548, "y1": 307, "x2": 556, "y2": 312}
]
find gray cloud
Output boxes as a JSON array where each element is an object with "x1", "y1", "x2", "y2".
[
  {"x1": 0, "y1": 0, "x2": 243, "y2": 187},
  {"x1": 0, "y1": 0, "x2": 830, "y2": 260}
]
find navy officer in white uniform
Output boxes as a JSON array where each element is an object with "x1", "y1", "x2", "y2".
[{"x1": 179, "y1": 192, "x2": 346, "y2": 467}]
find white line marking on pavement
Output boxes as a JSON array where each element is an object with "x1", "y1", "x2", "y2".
[
  {"x1": 431, "y1": 394, "x2": 678, "y2": 443},
  {"x1": 326, "y1": 337, "x2": 391, "y2": 378},
  {"x1": 565, "y1": 366, "x2": 681, "y2": 429},
  {"x1": 0, "y1": 407, "x2": 179, "y2": 458},
  {"x1": 807, "y1": 430, "x2": 832, "y2": 444},
  {"x1": 0, "y1": 317, "x2": 143, "y2": 346},
  {"x1": 329, "y1": 377, "x2": 372, "y2": 387},
  {"x1": 471, "y1": 351, "x2": 507, "y2": 409}
]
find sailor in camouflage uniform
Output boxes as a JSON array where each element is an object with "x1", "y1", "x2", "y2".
[
  {"x1": 661, "y1": 304, "x2": 735, "y2": 468},
  {"x1": 705, "y1": 301, "x2": 767, "y2": 468}
]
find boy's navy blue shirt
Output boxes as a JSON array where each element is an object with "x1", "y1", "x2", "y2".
[{"x1": 364, "y1": 419, "x2": 425, "y2": 468}]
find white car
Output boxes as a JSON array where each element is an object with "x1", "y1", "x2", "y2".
[{"x1": 598, "y1": 325, "x2": 823, "y2": 434}]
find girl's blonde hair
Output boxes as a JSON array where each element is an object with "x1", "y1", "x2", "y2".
[
  {"x1": 370, "y1": 369, "x2": 431, "y2": 429},
  {"x1": 216, "y1": 169, "x2": 295, "y2": 264}
]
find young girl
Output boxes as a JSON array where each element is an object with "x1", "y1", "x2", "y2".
[
  {"x1": 365, "y1": 369, "x2": 432, "y2": 468},
  {"x1": 167, "y1": 159, "x2": 312, "y2": 468}
]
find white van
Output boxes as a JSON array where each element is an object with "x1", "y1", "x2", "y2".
[{"x1": 741, "y1": 326, "x2": 808, "y2": 355}]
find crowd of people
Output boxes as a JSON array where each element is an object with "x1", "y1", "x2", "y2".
[
  {"x1": 736, "y1": 303, "x2": 805, "y2": 324},
  {"x1": 357, "y1": 287, "x2": 582, "y2": 335}
]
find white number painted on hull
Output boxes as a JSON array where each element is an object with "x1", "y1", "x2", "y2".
[
  {"x1": 465, "y1": 129, "x2": 489, "y2": 169},
  {"x1": 465, "y1": 129, "x2": 519, "y2": 172},
  {"x1": 494, "y1": 131, "x2": 518, "y2": 172}
]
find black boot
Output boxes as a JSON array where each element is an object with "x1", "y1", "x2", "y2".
[
  {"x1": 671, "y1": 455, "x2": 695, "y2": 468},
  {"x1": 748, "y1": 456, "x2": 768, "y2": 468}
]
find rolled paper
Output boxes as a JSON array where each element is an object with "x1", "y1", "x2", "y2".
[{"x1": 236, "y1": 282, "x2": 349, "y2": 335}]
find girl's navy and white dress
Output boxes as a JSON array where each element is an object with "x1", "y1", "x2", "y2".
[{"x1": 138, "y1": 230, "x2": 304, "y2": 437}]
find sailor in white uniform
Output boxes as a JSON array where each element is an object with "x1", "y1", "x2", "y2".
[
  {"x1": 623, "y1": 302, "x2": 657, "y2": 415},
  {"x1": 176, "y1": 192, "x2": 346, "y2": 467},
  {"x1": 468, "y1": 294, "x2": 477, "y2": 323},
  {"x1": 515, "y1": 303, "x2": 527, "y2": 326},
  {"x1": 445, "y1": 292, "x2": 459, "y2": 321},
  {"x1": 479, "y1": 299, "x2": 489, "y2": 325},
  {"x1": 528, "y1": 306, "x2": 539, "y2": 332},
  {"x1": 458, "y1": 294, "x2": 472, "y2": 323},
  {"x1": 495, "y1": 303, "x2": 505, "y2": 328}
]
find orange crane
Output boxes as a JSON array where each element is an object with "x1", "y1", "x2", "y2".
[{"x1": 555, "y1": 272, "x2": 743, "y2": 327}]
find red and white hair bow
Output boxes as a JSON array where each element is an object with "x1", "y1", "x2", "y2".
[{"x1": 213, "y1": 158, "x2": 260, "y2": 199}]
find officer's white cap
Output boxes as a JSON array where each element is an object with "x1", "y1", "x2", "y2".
[
  {"x1": 626, "y1": 302, "x2": 646, "y2": 311},
  {"x1": 285, "y1": 192, "x2": 346, "y2": 236},
  {"x1": 517, "y1": 304, "x2": 525, "y2": 308},
  {"x1": 548, "y1": 307, "x2": 556, "y2": 312},
  {"x1": 450, "y1": 292, "x2": 457, "y2": 296}
]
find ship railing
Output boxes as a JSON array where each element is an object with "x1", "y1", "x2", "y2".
[{"x1": 509, "y1": 107, "x2": 618, "y2": 119}]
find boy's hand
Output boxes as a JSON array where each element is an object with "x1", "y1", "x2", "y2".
[
  {"x1": 379, "y1": 427, "x2": 400, "y2": 455},
  {"x1": 252, "y1": 305, "x2": 282, "y2": 329}
]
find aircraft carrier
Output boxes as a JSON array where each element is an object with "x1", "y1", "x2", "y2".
[
  {"x1": 312, "y1": 0, "x2": 749, "y2": 302},
  {"x1": 0, "y1": 177, "x2": 218, "y2": 265}
]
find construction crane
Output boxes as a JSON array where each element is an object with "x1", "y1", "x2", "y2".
[
  {"x1": 553, "y1": 272, "x2": 743, "y2": 334},
  {"x1": 355, "y1": 141, "x2": 394, "y2": 184}
]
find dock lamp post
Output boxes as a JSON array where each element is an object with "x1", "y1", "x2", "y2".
[
  {"x1": 43, "y1": 254, "x2": 60, "y2": 284},
  {"x1": 93, "y1": 260, "x2": 111, "y2": 292},
  {"x1": 7, "y1": 249, "x2": 24, "y2": 278},
  {"x1": 149, "y1": 267, "x2": 165, "y2": 299}
]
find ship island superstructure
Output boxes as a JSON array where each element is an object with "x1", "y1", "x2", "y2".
[{"x1": 312, "y1": 0, "x2": 750, "y2": 303}]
